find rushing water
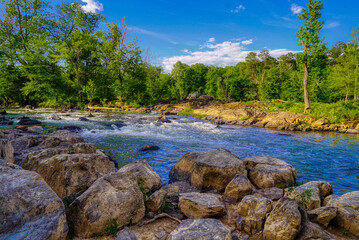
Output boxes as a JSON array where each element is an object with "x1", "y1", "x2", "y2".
[{"x1": 2, "y1": 108, "x2": 359, "y2": 196}]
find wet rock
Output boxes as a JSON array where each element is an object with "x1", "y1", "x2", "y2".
[
  {"x1": 57, "y1": 125, "x2": 82, "y2": 133},
  {"x1": 78, "y1": 117, "x2": 89, "y2": 121},
  {"x1": 0, "y1": 117, "x2": 13, "y2": 125},
  {"x1": 179, "y1": 192, "x2": 225, "y2": 218},
  {"x1": 146, "y1": 181, "x2": 200, "y2": 213},
  {"x1": 263, "y1": 198, "x2": 301, "y2": 240},
  {"x1": 0, "y1": 110, "x2": 7, "y2": 114},
  {"x1": 0, "y1": 159, "x2": 68, "y2": 239},
  {"x1": 224, "y1": 174, "x2": 253, "y2": 201},
  {"x1": 307, "y1": 206, "x2": 337, "y2": 228},
  {"x1": 51, "y1": 114, "x2": 62, "y2": 120},
  {"x1": 141, "y1": 145, "x2": 160, "y2": 151},
  {"x1": 22, "y1": 143, "x2": 115, "y2": 198},
  {"x1": 284, "y1": 181, "x2": 333, "y2": 210},
  {"x1": 167, "y1": 218, "x2": 231, "y2": 240},
  {"x1": 18, "y1": 116, "x2": 42, "y2": 125},
  {"x1": 243, "y1": 155, "x2": 296, "y2": 189},
  {"x1": 115, "y1": 227, "x2": 137, "y2": 240},
  {"x1": 87, "y1": 113, "x2": 94, "y2": 118},
  {"x1": 39, "y1": 130, "x2": 84, "y2": 148},
  {"x1": 70, "y1": 172, "x2": 145, "y2": 238},
  {"x1": 118, "y1": 159, "x2": 162, "y2": 193},
  {"x1": 158, "y1": 116, "x2": 171, "y2": 123},
  {"x1": 169, "y1": 149, "x2": 247, "y2": 191},
  {"x1": 253, "y1": 187, "x2": 284, "y2": 201},
  {"x1": 236, "y1": 195, "x2": 272, "y2": 234},
  {"x1": 327, "y1": 191, "x2": 359, "y2": 236},
  {"x1": 296, "y1": 221, "x2": 338, "y2": 240}
]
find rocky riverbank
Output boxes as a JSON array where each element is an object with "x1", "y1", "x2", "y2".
[{"x1": 0, "y1": 125, "x2": 358, "y2": 240}]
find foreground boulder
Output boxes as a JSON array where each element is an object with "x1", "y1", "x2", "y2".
[
  {"x1": 296, "y1": 221, "x2": 338, "y2": 240},
  {"x1": 118, "y1": 159, "x2": 161, "y2": 193},
  {"x1": 224, "y1": 174, "x2": 253, "y2": 201},
  {"x1": 167, "y1": 219, "x2": 231, "y2": 240},
  {"x1": 0, "y1": 159, "x2": 68, "y2": 239},
  {"x1": 236, "y1": 195, "x2": 272, "y2": 234},
  {"x1": 327, "y1": 191, "x2": 359, "y2": 236},
  {"x1": 243, "y1": 155, "x2": 296, "y2": 189},
  {"x1": 179, "y1": 192, "x2": 225, "y2": 218},
  {"x1": 307, "y1": 206, "x2": 337, "y2": 228},
  {"x1": 146, "y1": 181, "x2": 200, "y2": 213},
  {"x1": 22, "y1": 143, "x2": 115, "y2": 198},
  {"x1": 285, "y1": 181, "x2": 333, "y2": 210},
  {"x1": 169, "y1": 149, "x2": 247, "y2": 191},
  {"x1": 39, "y1": 130, "x2": 84, "y2": 148},
  {"x1": 70, "y1": 172, "x2": 145, "y2": 238},
  {"x1": 263, "y1": 198, "x2": 301, "y2": 240}
]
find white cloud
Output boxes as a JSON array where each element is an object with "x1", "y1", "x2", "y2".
[
  {"x1": 208, "y1": 37, "x2": 216, "y2": 43},
  {"x1": 324, "y1": 21, "x2": 340, "y2": 29},
  {"x1": 241, "y1": 39, "x2": 253, "y2": 45},
  {"x1": 291, "y1": 3, "x2": 303, "y2": 15},
  {"x1": 162, "y1": 40, "x2": 298, "y2": 72},
  {"x1": 231, "y1": 5, "x2": 246, "y2": 13},
  {"x1": 81, "y1": 0, "x2": 103, "y2": 13}
]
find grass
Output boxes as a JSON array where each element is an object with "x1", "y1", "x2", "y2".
[{"x1": 177, "y1": 108, "x2": 208, "y2": 118}]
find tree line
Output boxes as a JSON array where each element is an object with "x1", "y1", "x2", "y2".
[{"x1": 0, "y1": 0, "x2": 358, "y2": 109}]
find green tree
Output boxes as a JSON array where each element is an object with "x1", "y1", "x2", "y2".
[{"x1": 296, "y1": 0, "x2": 326, "y2": 112}]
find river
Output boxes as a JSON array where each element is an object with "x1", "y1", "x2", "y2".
[{"x1": 2, "y1": 108, "x2": 359, "y2": 195}]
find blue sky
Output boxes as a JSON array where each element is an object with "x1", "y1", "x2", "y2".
[{"x1": 56, "y1": 0, "x2": 359, "y2": 71}]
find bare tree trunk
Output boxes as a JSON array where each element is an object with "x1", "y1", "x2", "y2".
[{"x1": 303, "y1": 62, "x2": 310, "y2": 112}]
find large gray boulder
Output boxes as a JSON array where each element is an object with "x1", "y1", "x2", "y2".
[
  {"x1": 69, "y1": 172, "x2": 145, "y2": 238},
  {"x1": 167, "y1": 219, "x2": 231, "y2": 240},
  {"x1": 22, "y1": 143, "x2": 115, "y2": 198},
  {"x1": 0, "y1": 159, "x2": 68, "y2": 240},
  {"x1": 263, "y1": 198, "x2": 302, "y2": 240},
  {"x1": 243, "y1": 155, "x2": 296, "y2": 189},
  {"x1": 169, "y1": 149, "x2": 247, "y2": 191}
]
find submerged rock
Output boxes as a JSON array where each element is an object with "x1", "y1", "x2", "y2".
[
  {"x1": 167, "y1": 219, "x2": 231, "y2": 240},
  {"x1": 169, "y1": 148, "x2": 247, "y2": 191},
  {"x1": 78, "y1": 117, "x2": 89, "y2": 121},
  {"x1": 118, "y1": 159, "x2": 162, "y2": 193},
  {"x1": 141, "y1": 145, "x2": 160, "y2": 151},
  {"x1": 178, "y1": 192, "x2": 225, "y2": 218},
  {"x1": 51, "y1": 114, "x2": 62, "y2": 120},
  {"x1": 70, "y1": 172, "x2": 145, "y2": 238},
  {"x1": 0, "y1": 159, "x2": 68, "y2": 239},
  {"x1": 57, "y1": 125, "x2": 82, "y2": 133},
  {"x1": 243, "y1": 155, "x2": 297, "y2": 189},
  {"x1": 263, "y1": 198, "x2": 302, "y2": 240}
]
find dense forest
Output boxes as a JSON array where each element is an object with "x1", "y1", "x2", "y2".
[{"x1": 0, "y1": 0, "x2": 358, "y2": 112}]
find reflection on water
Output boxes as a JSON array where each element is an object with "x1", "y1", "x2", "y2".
[{"x1": 3, "y1": 107, "x2": 359, "y2": 195}]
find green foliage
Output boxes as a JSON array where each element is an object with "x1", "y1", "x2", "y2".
[
  {"x1": 104, "y1": 219, "x2": 119, "y2": 236},
  {"x1": 177, "y1": 108, "x2": 208, "y2": 118}
]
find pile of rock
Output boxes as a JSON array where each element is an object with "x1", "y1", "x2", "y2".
[{"x1": 1, "y1": 133, "x2": 358, "y2": 240}]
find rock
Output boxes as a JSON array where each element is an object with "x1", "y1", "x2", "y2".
[
  {"x1": 70, "y1": 172, "x2": 145, "y2": 238},
  {"x1": 155, "y1": 231, "x2": 167, "y2": 240},
  {"x1": 115, "y1": 227, "x2": 137, "y2": 240},
  {"x1": 78, "y1": 117, "x2": 89, "y2": 121},
  {"x1": 296, "y1": 221, "x2": 338, "y2": 240},
  {"x1": 187, "y1": 92, "x2": 201, "y2": 100},
  {"x1": 236, "y1": 195, "x2": 272, "y2": 234},
  {"x1": 118, "y1": 159, "x2": 161, "y2": 193},
  {"x1": 0, "y1": 110, "x2": 7, "y2": 114},
  {"x1": 167, "y1": 219, "x2": 231, "y2": 240},
  {"x1": 284, "y1": 181, "x2": 333, "y2": 210},
  {"x1": 198, "y1": 95, "x2": 215, "y2": 101},
  {"x1": 0, "y1": 159, "x2": 68, "y2": 239},
  {"x1": 158, "y1": 116, "x2": 171, "y2": 123},
  {"x1": 23, "y1": 144, "x2": 115, "y2": 198},
  {"x1": 323, "y1": 194, "x2": 339, "y2": 206},
  {"x1": 327, "y1": 191, "x2": 359, "y2": 236},
  {"x1": 243, "y1": 155, "x2": 297, "y2": 189},
  {"x1": 0, "y1": 118, "x2": 13, "y2": 125},
  {"x1": 263, "y1": 198, "x2": 302, "y2": 240},
  {"x1": 224, "y1": 174, "x2": 253, "y2": 201},
  {"x1": 18, "y1": 116, "x2": 42, "y2": 125},
  {"x1": 51, "y1": 114, "x2": 62, "y2": 120},
  {"x1": 307, "y1": 206, "x2": 337, "y2": 228},
  {"x1": 57, "y1": 125, "x2": 82, "y2": 133},
  {"x1": 87, "y1": 113, "x2": 94, "y2": 118},
  {"x1": 141, "y1": 145, "x2": 160, "y2": 151},
  {"x1": 146, "y1": 181, "x2": 200, "y2": 213},
  {"x1": 169, "y1": 149, "x2": 247, "y2": 191},
  {"x1": 39, "y1": 130, "x2": 84, "y2": 148},
  {"x1": 178, "y1": 192, "x2": 225, "y2": 218},
  {"x1": 312, "y1": 118, "x2": 330, "y2": 128},
  {"x1": 260, "y1": 112, "x2": 314, "y2": 129},
  {"x1": 253, "y1": 187, "x2": 284, "y2": 201}
]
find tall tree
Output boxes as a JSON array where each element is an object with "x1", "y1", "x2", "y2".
[{"x1": 296, "y1": 0, "x2": 326, "y2": 112}]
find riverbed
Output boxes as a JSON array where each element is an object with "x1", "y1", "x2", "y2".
[{"x1": 2, "y1": 108, "x2": 359, "y2": 195}]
